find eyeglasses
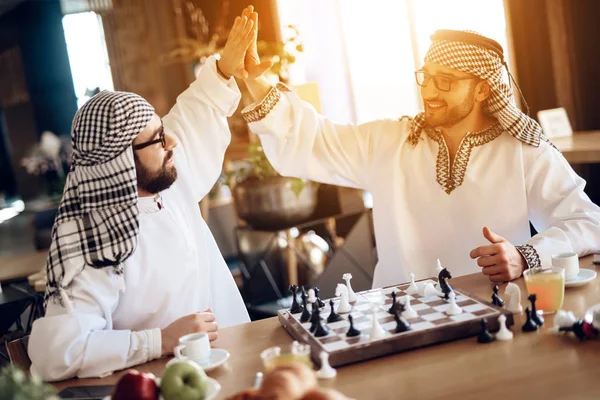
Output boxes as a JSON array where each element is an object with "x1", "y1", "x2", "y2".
[
  {"x1": 133, "y1": 127, "x2": 166, "y2": 150},
  {"x1": 414, "y1": 70, "x2": 475, "y2": 92}
]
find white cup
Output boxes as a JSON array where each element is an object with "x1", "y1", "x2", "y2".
[
  {"x1": 552, "y1": 252, "x2": 579, "y2": 280},
  {"x1": 174, "y1": 332, "x2": 211, "y2": 363}
]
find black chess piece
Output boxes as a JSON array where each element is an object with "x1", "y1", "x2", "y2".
[
  {"x1": 477, "y1": 318, "x2": 495, "y2": 343},
  {"x1": 393, "y1": 308, "x2": 411, "y2": 333},
  {"x1": 313, "y1": 306, "x2": 330, "y2": 337},
  {"x1": 327, "y1": 299, "x2": 343, "y2": 323},
  {"x1": 439, "y1": 268, "x2": 454, "y2": 300},
  {"x1": 521, "y1": 307, "x2": 539, "y2": 332},
  {"x1": 491, "y1": 285, "x2": 505, "y2": 307},
  {"x1": 528, "y1": 294, "x2": 544, "y2": 326},
  {"x1": 346, "y1": 315, "x2": 361, "y2": 337},
  {"x1": 388, "y1": 291, "x2": 398, "y2": 315},
  {"x1": 309, "y1": 302, "x2": 320, "y2": 332},
  {"x1": 300, "y1": 288, "x2": 311, "y2": 323},
  {"x1": 289, "y1": 285, "x2": 303, "y2": 314},
  {"x1": 314, "y1": 287, "x2": 325, "y2": 308}
]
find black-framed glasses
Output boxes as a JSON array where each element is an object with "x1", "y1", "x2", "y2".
[
  {"x1": 133, "y1": 127, "x2": 166, "y2": 150},
  {"x1": 414, "y1": 70, "x2": 475, "y2": 92}
]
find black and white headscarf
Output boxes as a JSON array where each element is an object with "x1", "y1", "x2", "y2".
[
  {"x1": 410, "y1": 30, "x2": 545, "y2": 147},
  {"x1": 45, "y1": 90, "x2": 154, "y2": 306}
]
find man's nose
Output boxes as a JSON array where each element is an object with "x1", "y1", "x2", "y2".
[
  {"x1": 421, "y1": 80, "x2": 440, "y2": 100},
  {"x1": 165, "y1": 132, "x2": 178, "y2": 150}
]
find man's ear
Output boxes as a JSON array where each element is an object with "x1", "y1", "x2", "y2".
[{"x1": 475, "y1": 80, "x2": 491, "y2": 102}]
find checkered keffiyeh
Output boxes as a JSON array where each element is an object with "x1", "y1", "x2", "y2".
[
  {"x1": 410, "y1": 30, "x2": 545, "y2": 147},
  {"x1": 45, "y1": 91, "x2": 154, "y2": 306}
]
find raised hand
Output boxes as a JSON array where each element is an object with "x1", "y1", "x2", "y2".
[
  {"x1": 469, "y1": 226, "x2": 526, "y2": 283},
  {"x1": 217, "y1": 7, "x2": 256, "y2": 79},
  {"x1": 241, "y1": 5, "x2": 273, "y2": 80}
]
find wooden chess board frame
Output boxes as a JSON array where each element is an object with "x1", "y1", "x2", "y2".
[{"x1": 277, "y1": 280, "x2": 514, "y2": 367}]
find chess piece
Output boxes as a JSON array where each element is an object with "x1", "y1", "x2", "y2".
[
  {"x1": 300, "y1": 288, "x2": 312, "y2": 323},
  {"x1": 495, "y1": 314, "x2": 513, "y2": 341},
  {"x1": 423, "y1": 282, "x2": 444, "y2": 298},
  {"x1": 521, "y1": 307, "x2": 538, "y2": 332},
  {"x1": 491, "y1": 285, "x2": 505, "y2": 307},
  {"x1": 346, "y1": 315, "x2": 361, "y2": 337},
  {"x1": 394, "y1": 306, "x2": 411, "y2": 333},
  {"x1": 343, "y1": 273, "x2": 358, "y2": 302},
  {"x1": 402, "y1": 295, "x2": 418, "y2": 319},
  {"x1": 369, "y1": 305, "x2": 387, "y2": 339},
  {"x1": 308, "y1": 288, "x2": 317, "y2": 305},
  {"x1": 477, "y1": 318, "x2": 495, "y2": 343},
  {"x1": 406, "y1": 272, "x2": 419, "y2": 295},
  {"x1": 309, "y1": 302, "x2": 319, "y2": 333},
  {"x1": 388, "y1": 291, "x2": 398, "y2": 315},
  {"x1": 289, "y1": 284, "x2": 303, "y2": 314},
  {"x1": 314, "y1": 287, "x2": 326, "y2": 308},
  {"x1": 435, "y1": 259, "x2": 444, "y2": 291},
  {"x1": 446, "y1": 291, "x2": 463, "y2": 316},
  {"x1": 316, "y1": 352, "x2": 337, "y2": 379},
  {"x1": 438, "y1": 268, "x2": 453, "y2": 300},
  {"x1": 504, "y1": 282, "x2": 523, "y2": 314},
  {"x1": 556, "y1": 309, "x2": 600, "y2": 341},
  {"x1": 335, "y1": 283, "x2": 352, "y2": 313},
  {"x1": 528, "y1": 294, "x2": 544, "y2": 326},
  {"x1": 327, "y1": 299, "x2": 343, "y2": 323},
  {"x1": 313, "y1": 306, "x2": 330, "y2": 337}
]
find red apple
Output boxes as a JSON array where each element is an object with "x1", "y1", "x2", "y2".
[{"x1": 112, "y1": 369, "x2": 159, "y2": 400}]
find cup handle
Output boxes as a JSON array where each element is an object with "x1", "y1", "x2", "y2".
[{"x1": 174, "y1": 345, "x2": 187, "y2": 360}]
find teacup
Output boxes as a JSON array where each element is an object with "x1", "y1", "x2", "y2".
[
  {"x1": 174, "y1": 332, "x2": 211, "y2": 364},
  {"x1": 552, "y1": 252, "x2": 579, "y2": 280}
]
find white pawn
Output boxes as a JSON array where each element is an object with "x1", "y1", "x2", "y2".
[
  {"x1": 369, "y1": 305, "x2": 387, "y2": 339},
  {"x1": 446, "y1": 292, "x2": 463, "y2": 315},
  {"x1": 402, "y1": 295, "x2": 418, "y2": 319},
  {"x1": 435, "y1": 259, "x2": 444, "y2": 291},
  {"x1": 316, "y1": 351, "x2": 337, "y2": 379},
  {"x1": 495, "y1": 314, "x2": 513, "y2": 341},
  {"x1": 406, "y1": 272, "x2": 419, "y2": 295},
  {"x1": 307, "y1": 289, "x2": 317, "y2": 304},
  {"x1": 343, "y1": 273, "x2": 358, "y2": 303},
  {"x1": 335, "y1": 283, "x2": 352, "y2": 313}
]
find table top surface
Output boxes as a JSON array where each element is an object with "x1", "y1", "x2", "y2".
[
  {"x1": 553, "y1": 130, "x2": 600, "y2": 164},
  {"x1": 0, "y1": 251, "x2": 47, "y2": 283},
  {"x1": 53, "y1": 257, "x2": 600, "y2": 399}
]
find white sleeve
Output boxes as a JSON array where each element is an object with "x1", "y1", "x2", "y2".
[
  {"x1": 518, "y1": 141, "x2": 600, "y2": 269},
  {"x1": 162, "y1": 55, "x2": 241, "y2": 202},
  {"x1": 244, "y1": 84, "x2": 397, "y2": 191},
  {"x1": 28, "y1": 266, "x2": 162, "y2": 381}
]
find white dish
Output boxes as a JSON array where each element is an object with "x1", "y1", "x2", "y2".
[
  {"x1": 564, "y1": 268, "x2": 597, "y2": 287},
  {"x1": 166, "y1": 348, "x2": 230, "y2": 372}
]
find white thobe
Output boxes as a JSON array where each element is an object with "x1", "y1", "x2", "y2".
[
  {"x1": 246, "y1": 85, "x2": 600, "y2": 288},
  {"x1": 28, "y1": 56, "x2": 249, "y2": 381}
]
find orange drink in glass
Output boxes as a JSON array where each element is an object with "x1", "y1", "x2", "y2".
[
  {"x1": 260, "y1": 341, "x2": 312, "y2": 372},
  {"x1": 523, "y1": 267, "x2": 565, "y2": 314}
]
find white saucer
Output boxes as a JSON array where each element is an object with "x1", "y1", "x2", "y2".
[
  {"x1": 564, "y1": 268, "x2": 597, "y2": 287},
  {"x1": 166, "y1": 348, "x2": 230, "y2": 372}
]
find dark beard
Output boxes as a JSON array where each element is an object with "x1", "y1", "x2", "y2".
[
  {"x1": 135, "y1": 151, "x2": 178, "y2": 194},
  {"x1": 424, "y1": 82, "x2": 476, "y2": 128}
]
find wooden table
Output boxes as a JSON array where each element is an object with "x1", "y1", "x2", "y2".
[
  {"x1": 553, "y1": 131, "x2": 600, "y2": 164},
  {"x1": 0, "y1": 251, "x2": 47, "y2": 283},
  {"x1": 53, "y1": 257, "x2": 600, "y2": 399}
]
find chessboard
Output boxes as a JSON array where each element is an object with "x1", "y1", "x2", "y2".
[{"x1": 277, "y1": 279, "x2": 514, "y2": 367}]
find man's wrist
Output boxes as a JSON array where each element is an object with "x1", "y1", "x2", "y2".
[{"x1": 215, "y1": 60, "x2": 231, "y2": 80}]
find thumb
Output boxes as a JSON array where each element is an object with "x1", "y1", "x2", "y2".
[
  {"x1": 248, "y1": 60, "x2": 273, "y2": 79},
  {"x1": 483, "y1": 226, "x2": 504, "y2": 244}
]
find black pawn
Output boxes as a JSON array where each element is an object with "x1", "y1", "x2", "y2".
[
  {"x1": 477, "y1": 318, "x2": 495, "y2": 343},
  {"x1": 521, "y1": 307, "x2": 539, "y2": 332},
  {"x1": 300, "y1": 288, "x2": 311, "y2": 323},
  {"x1": 314, "y1": 287, "x2": 325, "y2": 308},
  {"x1": 289, "y1": 285, "x2": 303, "y2": 314},
  {"x1": 327, "y1": 299, "x2": 343, "y2": 323},
  {"x1": 388, "y1": 291, "x2": 398, "y2": 315},
  {"x1": 394, "y1": 308, "x2": 410, "y2": 333},
  {"x1": 491, "y1": 285, "x2": 505, "y2": 307},
  {"x1": 528, "y1": 294, "x2": 544, "y2": 326},
  {"x1": 346, "y1": 315, "x2": 361, "y2": 337},
  {"x1": 313, "y1": 306, "x2": 330, "y2": 337},
  {"x1": 309, "y1": 302, "x2": 319, "y2": 332}
]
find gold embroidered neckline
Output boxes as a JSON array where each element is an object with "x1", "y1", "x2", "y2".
[{"x1": 425, "y1": 123, "x2": 504, "y2": 194}]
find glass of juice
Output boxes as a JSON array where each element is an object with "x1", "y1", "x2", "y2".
[
  {"x1": 523, "y1": 266, "x2": 565, "y2": 314},
  {"x1": 260, "y1": 341, "x2": 312, "y2": 372}
]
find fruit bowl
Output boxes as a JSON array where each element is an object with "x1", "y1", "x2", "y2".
[{"x1": 103, "y1": 377, "x2": 221, "y2": 400}]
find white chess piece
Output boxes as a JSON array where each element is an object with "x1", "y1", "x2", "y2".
[
  {"x1": 307, "y1": 288, "x2": 317, "y2": 304},
  {"x1": 554, "y1": 310, "x2": 577, "y2": 331},
  {"x1": 335, "y1": 283, "x2": 352, "y2": 313},
  {"x1": 435, "y1": 259, "x2": 444, "y2": 291},
  {"x1": 316, "y1": 351, "x2": 337, "y2": 379},
  {"x1": 423, "y1": 282, "x2": 444, "y2": 298},
  {"x1": 406, "y1": 273, "x2": 419, "y2": 295},
  {"x1": 446, "y1": 292, "x2": 463, "y2": 315},
  {"x1": 343, "y1": 273, "x2": 358, "y2": 302},
  {"x1": 505, "y1": 282, "x2": 523, "y2": 314},
  {"x1": 402, "y1": 295, "x2": 418, "y2": 319},
  {"x1": 495, "y1": 314, "x2": 513, "y2": 341},
  {"x1": 369, "y1": 305, "x2": 387, "y2": 339}
]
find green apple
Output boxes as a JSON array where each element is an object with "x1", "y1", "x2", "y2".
[{"x1": 160, "y1": 360, "x2": 209, "y2": 400}]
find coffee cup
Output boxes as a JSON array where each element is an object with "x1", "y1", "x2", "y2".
[
  {"x1": 552, "y1": 252, "x2": 579, "y2": 280},
  {"x1": 173, "y1": 332, "x2": 211, "y2": 363}
]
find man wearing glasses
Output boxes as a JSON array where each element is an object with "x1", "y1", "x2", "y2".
[
  {"x1": 241, "y1": 29, "x2": 600, "y2": 288},
  {"x1": 28, "y1": 7, "x2": 268, "y2": 381}
]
